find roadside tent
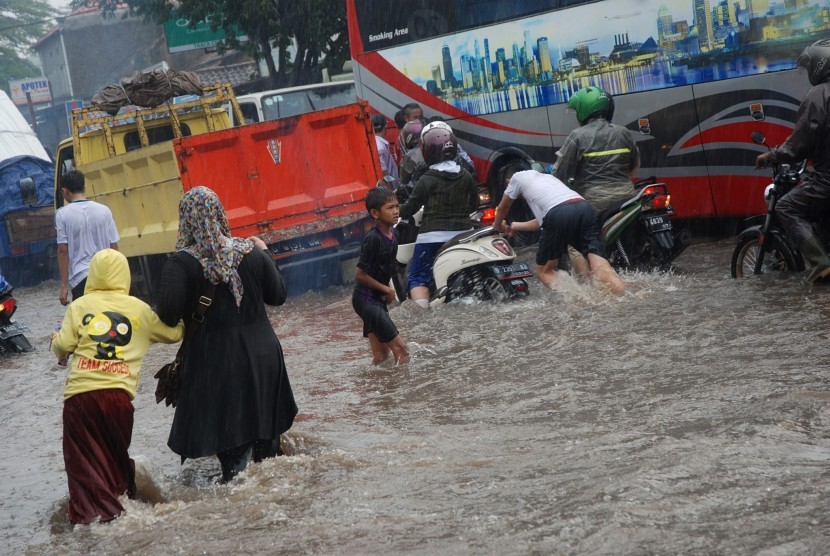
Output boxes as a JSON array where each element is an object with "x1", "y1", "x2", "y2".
[{"x1": 0, "y1": 90, "x2": 51, "y2": 163}]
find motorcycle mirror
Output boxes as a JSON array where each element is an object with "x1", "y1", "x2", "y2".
[
  {"x1": 376, "y1": 175, "x2": 396, "y2": 188},
  {"x1": 530, "y1": 161, "x2": 546, "y2": 173},
  {"x1": 750, "y1": 131, "x2": 766, "y2": 145}
]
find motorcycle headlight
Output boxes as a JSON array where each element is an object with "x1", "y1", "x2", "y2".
[{"x1": 764, "y1": 184, "x2": 775, "y2": 200}]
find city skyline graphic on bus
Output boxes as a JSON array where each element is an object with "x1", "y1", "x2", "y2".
[{"x1": 380, "y1": 0, "x2": 830, "y2": 116}]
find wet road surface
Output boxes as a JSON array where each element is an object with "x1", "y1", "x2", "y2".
[{"x1": 1, "y1": 239, "x2": 828, "y2": 554}]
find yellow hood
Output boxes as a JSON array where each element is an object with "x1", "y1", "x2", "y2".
[{"x1": 85, "y1": 249, "x2": 130, "y2": 295}]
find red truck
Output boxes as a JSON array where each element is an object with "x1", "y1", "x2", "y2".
[{"x1": 54, "y1": 83, "x2": 382, "y2": 296}]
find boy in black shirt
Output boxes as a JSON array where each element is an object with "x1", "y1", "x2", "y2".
[{"x1": 352, "y1": 187, "x2": 410, "y2": 365}]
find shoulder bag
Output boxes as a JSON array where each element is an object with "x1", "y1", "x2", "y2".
[{"x1": 154, "y1": 280, "x2": 216, "y2": 407}]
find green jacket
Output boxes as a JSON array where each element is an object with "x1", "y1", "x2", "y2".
[{"x1": 399, "y1": 168, "x2": 479, "y2": 233}]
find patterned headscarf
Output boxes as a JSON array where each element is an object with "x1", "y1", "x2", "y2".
[{"x1": 176, "y1": 186, "x2": 254, "y2": 307}]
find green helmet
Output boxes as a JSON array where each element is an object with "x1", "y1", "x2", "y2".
[{"x1": 567, "y1": 86, "x2": 612, "y2": 124}]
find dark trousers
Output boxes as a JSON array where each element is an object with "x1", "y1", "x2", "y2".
[
  {"x1": 217, "y1": 438, "x2": 283, "y2": 482},
  {"x1": 777, "y1": 179, "x2": 830, "y2": 245},
  {"x1": 71, "y1": 278, "x2": 87, "y2": 301}
]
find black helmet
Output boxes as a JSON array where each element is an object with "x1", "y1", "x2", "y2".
[
  {"x1": 421, "y1": 126, "x2": 458, "y2": 166},
  {"x1": 798, "y1": 38, "x2": 830, "y2": 86}
]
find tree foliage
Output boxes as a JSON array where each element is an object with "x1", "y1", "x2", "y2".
[
  {"x1": 77, "y1": 0, "x2": 350, "y2": 88},
  {"x1": 0, "y1": 0, "x2": 58, "y2": 94}
]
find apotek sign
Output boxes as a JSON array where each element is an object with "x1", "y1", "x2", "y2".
[{"x1": 9, "y1": 78, "x2": 51, "y2": 105}]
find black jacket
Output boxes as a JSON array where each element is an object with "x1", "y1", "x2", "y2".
[
  {"x1": 772, "y1": 81, "x2": 830, "y2": 187},
  {"x1": 399, "y1": 168, "x2": 479, "y2": 234}
]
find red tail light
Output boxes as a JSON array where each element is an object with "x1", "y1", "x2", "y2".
[
  {"x1": 644, "y1": 194, "x2": 671, "y2": 211},
  {"x1": 481, "y1": 207, "x2": 496, "y2": 225},
  {"x1": 0, "y1": 297, "x2": 16, "y2": 315}
]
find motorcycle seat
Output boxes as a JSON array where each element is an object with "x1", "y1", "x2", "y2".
[{"x1": 435, "y1": 227, "x2": 496, "y2": 256}]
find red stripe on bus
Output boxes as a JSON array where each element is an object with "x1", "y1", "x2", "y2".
[{"x1": 679, "y1": 121, "x2": 793, "y2": 150}]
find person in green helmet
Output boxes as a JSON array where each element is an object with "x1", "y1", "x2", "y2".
[{"x1": 553, "y1": 86, "x2": 640, "y2": 216}]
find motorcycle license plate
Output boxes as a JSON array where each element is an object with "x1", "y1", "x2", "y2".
[
  {"x1": 645, "y1": 214, "x2": 672, "y2": 233},
  {"x1": 0, "y1": 322, "x2": 29, "y2": 340},
  {"x1": 492, "y1": 262, "x2": 532, "y2": 280}
]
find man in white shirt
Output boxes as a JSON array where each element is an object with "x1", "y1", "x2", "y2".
[
  {"x1": 55, "y1": 170, "x2": 120, "y2": 305},
  {"x1": 492, "y1": 165, "x2": 624, "y2": 294},
  {"x1": 372, "y1": 114, "x2": 399, "y2": 189}
]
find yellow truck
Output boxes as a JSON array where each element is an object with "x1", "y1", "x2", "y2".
[{"x1": 54, "y1": 83, "x2": 381, "y2": 297}]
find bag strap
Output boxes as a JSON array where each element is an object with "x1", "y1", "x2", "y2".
[{"x1": 173, "y1": 280, "x2": 216, "y2": 362}]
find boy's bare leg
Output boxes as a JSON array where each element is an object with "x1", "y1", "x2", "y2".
[
  {"x1": 535, "y1": 259, "x2": 560, "y2": 290},
  {"x1": 386, "y1": 335, "x2": 410, "y2": 365},
  {"x1": 587, "y1": 253, "x2": 626, "y2": 295},
  {"x1": 410, "y1": 285, "x2": 430, "y2": 308},
  {"x1": 368, "y1": 334, "x2": 392, "y2": 365}
]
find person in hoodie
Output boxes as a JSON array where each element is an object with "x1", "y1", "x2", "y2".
[
  {"x1": 51, "y1": 249, "x2": 184, "y2": 525},
  {"x1": 399, "y1": 124, "x2": 479, "y2": 308}
]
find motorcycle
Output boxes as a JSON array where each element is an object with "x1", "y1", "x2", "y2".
[
  {"x1": 0, "y1": 275, "x2": 33, "y2": 354},
  {"x1": 599, "y1": 176, "x2": 689, "y2": 271},
  {"x1": 731, "y1": 131, "x2": 814, "y2": 278},
  {"x1": 393, "y1": 208, "x2": 532, "y2": 306}
]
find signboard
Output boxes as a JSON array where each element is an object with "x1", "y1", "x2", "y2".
[
  {"x1": 163, "y1": 15, "x2": 247, "y2": 53},
  {"x1": 9, "y1": 78, "x2": 51, "y2": 105}
]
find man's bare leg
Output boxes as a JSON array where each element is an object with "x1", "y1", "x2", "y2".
[
  {"x1": 587, "y1": 253, "x2": 626, "y2": 295},
  {"x1": 535, "y1": 260, "x2": 560, "y2": 290}
]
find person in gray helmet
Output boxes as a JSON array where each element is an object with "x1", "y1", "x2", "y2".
[{"x1": 756, "y1": 38, "x2": 830, "y2": 283}]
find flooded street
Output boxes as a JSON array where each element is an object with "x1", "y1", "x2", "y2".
[{"x1": 2, "y1": 239, "x2": 829, "y2": 555}]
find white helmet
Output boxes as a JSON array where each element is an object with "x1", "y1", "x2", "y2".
[{"x1": 420, "y1": 120, "x2": 453, "y2": 141}]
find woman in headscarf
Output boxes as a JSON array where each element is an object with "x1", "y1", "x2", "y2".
[{"x1": 155, "y1": 186, "x2": 297, "y2": 482}]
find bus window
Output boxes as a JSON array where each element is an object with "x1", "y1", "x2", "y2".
[
  {"x1": 262, "y1": 93, "x2": 313, "y2": 120},
  {"x1": 307, "y1": 83, "x2": 357, "y2": 111},
  {"x1": 123, "y1": 123, "x2": 192, "y2": 151}
]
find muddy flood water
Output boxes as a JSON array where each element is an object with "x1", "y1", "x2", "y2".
[{"x1": 1, "y1": 239, "x2": 828, "y2": 555}]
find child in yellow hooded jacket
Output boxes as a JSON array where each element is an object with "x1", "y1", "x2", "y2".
[{"x1": 52, "y1": 248, "x2": 183, "y2": 525}]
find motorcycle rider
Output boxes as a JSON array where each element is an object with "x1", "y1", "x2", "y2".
[
  {"x1": 553, "y1": 86, "x2": 640, "y2": 216},
  {"x1": 755, "y1": 39, "x2": 830, "y2": 283},
  {"x1": 399, "y1": 124, "x2": 479, "y2": 308}
]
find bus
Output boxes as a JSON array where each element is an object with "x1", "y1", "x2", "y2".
[
  {"x1": 346, "y1": 0, "x2": 829, "y2": 221},
  {"x1": 233, "y1": 81, "x2": 357, "y2": 125}
]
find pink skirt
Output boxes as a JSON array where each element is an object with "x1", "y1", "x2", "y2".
[{"x1": 63, "y1": 389, "x2": 135, "y2": 525}]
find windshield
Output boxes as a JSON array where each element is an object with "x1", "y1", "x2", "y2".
[{"x1": 260, "y1": 83, "x2": 356, "y2": 120}]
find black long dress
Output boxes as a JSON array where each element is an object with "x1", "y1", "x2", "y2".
[{"x1": 155, "y1": 247, "x2": 297, "y2": 460}]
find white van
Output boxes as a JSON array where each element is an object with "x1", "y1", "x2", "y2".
[{"x1": 233, "y1": 80, "x2": 357, "y2": 125}]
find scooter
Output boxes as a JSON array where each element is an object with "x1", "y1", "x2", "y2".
[
  {"x1": 599, "y1": 177, "x2": 689, "y2": 271},
  {"x1": 730, "y1": 131, "x2": 814, "y2": 278},
  {"x1": 393, "y1": 209, "x2": 532, "y2": 306},
  {"x1": 0, "y1": 274, "x2": 33, "y2": 354}
]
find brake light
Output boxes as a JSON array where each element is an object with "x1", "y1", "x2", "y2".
[
  {"x1": 481, "y1": 207, "x2": 496, "y2": 225},
  {"x1": 644, "y1": 194, "x2": 670, "y2": 211},
  {"x1": 0, "y1": 297, "x2": 16, "y2": 315},
  {"x1": 491, "y1": 238, "x2": 513, "y2": 256}
]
